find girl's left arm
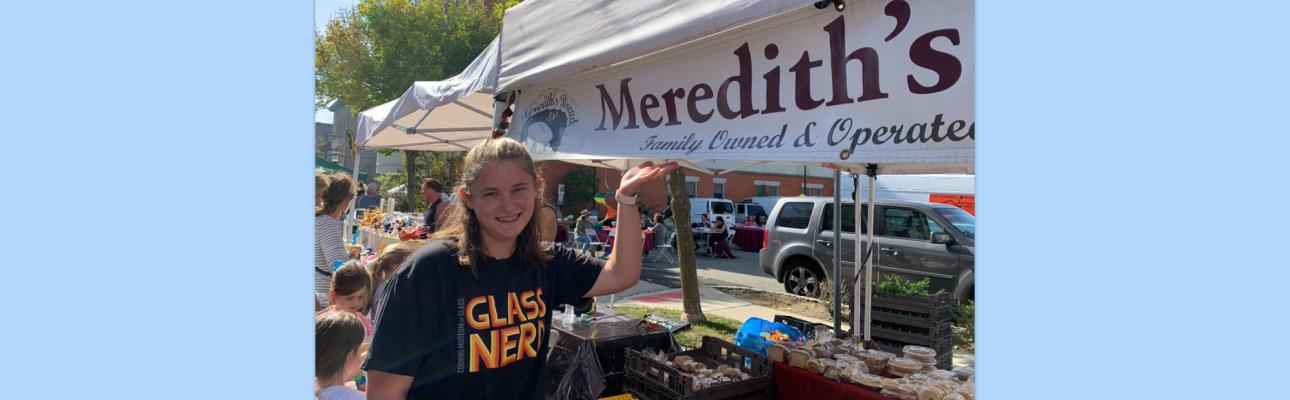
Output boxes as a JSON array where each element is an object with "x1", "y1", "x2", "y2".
[{"x1": 585, "y1": 161, "x2": 677, "y2": 297}]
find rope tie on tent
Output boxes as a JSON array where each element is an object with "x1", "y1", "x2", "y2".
[{"x1": 492, "y1": 92, "x2": 518, "y2": 139}]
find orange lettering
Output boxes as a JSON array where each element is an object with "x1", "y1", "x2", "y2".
[
  {"x1": 486, "y1": 295, "x2": 508, "y2": 328},
  {"x1": 499, "y1": 325, "x2": 521, "y2": 367},
  {"x1": 466, "y1": 296, "x2": 490, "y2": 330},
  {"x1": 520, "y1": 290, "x2": 539, "y2": 320},
  {"x1": 507, "y1": 292, "x2": 527, "y2": 323},
  {"x1": 536, "y1": 319, "x2": 545, "y2": 351},
  {"x1": 519, "y1": 322, "x2": 538, "y2": 359},
  {"x1": 535, "y1": 287, "x2": 547, "y2": 318},
  {"x1": 469, "y1": 330, "x2": 500, "y2": 372}
]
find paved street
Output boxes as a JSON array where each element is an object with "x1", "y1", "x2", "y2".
[{"x1": 639, "y1": 246, "x2": 784, "y2": 294}]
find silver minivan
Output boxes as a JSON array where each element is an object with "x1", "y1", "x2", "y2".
[{"x1": 758, "y1": 197, "x2": 975, "y2": 303}]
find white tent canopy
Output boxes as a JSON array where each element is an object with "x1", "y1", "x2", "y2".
[
  {"x1": 356, "y1": 36, "x2": 501, "y2": 152},
  {"x1": 503, "y1": 0, "x2": 973, "y2": 174},
  {"x1": 498, "y1": 0, "x2": 975, "y2": 340},
  {"x1": 498, "y1": 1, "x2": 806, "y2": 93}
]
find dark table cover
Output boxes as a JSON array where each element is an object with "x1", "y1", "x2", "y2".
[
  {"x1": 773, "y1": 362, "x2": 887, "y2": 400},
  {"x1": 732, "y1": 226, "x2": 765, "y2": 251}
]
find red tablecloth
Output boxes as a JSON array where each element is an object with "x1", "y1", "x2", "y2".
[
  {"x1": 773, "y1": 362, "x2": 886, "y2": 400},
  {"x1": 732, "y1": 226, "x2": 765, "y2": 251}
]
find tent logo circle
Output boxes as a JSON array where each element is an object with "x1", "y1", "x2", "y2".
[{"x1": 522, "y1": 88, "x2": 579, "y2": 151}]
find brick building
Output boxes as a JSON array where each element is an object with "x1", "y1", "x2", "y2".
[{"x1": 536, "y1": 160, "x2": 835, "y2": 216}]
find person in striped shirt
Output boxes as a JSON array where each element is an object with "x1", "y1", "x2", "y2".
[{"x1": 316, "y1": 173, "x2": 355, "y2": 307}]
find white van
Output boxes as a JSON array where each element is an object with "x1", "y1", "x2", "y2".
[{"x1": 689, "y1": 198, "x2": 736, "y2": 236}]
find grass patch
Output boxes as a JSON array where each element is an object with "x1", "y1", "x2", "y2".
[{"x1": 613, "y1": 306, "x2": 744, "y2": 350}]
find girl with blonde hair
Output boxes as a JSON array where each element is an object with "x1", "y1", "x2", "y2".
[{"x1": 364, "y1": 138, "x2": 675, "y2": 400}]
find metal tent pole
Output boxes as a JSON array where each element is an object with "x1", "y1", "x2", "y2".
[
  {"x1": 831, "y1": 170, "x2": 842, "y2": 336},
  {"x1": 863, "y1": 164, "x2": 877, "y2": 342}
]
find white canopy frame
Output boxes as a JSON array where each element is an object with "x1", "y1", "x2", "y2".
[{"x1": 495, "y1": 0, "x2": 974, "y2": 343}]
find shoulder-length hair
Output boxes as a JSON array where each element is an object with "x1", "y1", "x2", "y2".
[{"x1": 428, "y1": 138, "x2": 551, "y2": 278}]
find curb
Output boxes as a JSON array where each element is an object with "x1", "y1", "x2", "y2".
[{"x1": 710, "y1": 285, "x2": 828, "y2": 306}]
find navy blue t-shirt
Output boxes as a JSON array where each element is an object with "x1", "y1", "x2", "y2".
[{"x1": 363, "y1": 240, "x2": 604, "y2": 400}]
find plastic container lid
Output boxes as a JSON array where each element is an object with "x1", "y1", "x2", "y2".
[
  {"x1": 903, "y1": 345, "x2": 937, "y2": 358},
  {"x1": 929, "y1": 370, "x2": 956, "y2": 381},
  {"x1": 856, "y1": 373, "x2": 885, "y2": 388},
  {"x1": 890, "y1": 357, "x2": 923, "y2": 371}
]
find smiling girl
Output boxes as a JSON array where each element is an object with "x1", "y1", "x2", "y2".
[{"x1": 362, "y1": 138, "x2": 675, "y2": 400}]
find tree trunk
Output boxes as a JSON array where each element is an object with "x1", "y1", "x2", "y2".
[
  {"x1": 667, "y1": 168, "x2": 706, "y2": 323},
  {"x1": 404, "y1": 150, "x2": 418, "y2": 213}
]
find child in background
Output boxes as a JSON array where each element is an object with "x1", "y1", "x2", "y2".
[
  {"x1": 329, "y1": 261, "x2": 374, "y2": 338},
  {"x1": 366, "y1": 243, "x2": 416, "y2": 324},
  {"x1": 315, "y1": 309, "x2": 366, "y2": 400}
]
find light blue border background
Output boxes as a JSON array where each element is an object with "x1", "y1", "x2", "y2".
[
  {"x1": 979, "y1": 1, "x2": 1290, "y2": 398},
  {"x1": 3, "y1": 1, "x2": 1288, "y2": 398},
  {"x1": 4, "y1": 1, "x2": 314, "y2": 398}
]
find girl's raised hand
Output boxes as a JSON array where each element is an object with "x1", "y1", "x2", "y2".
[{"x1": 618, "y1": 161, "x2": 679, "y2": 196}]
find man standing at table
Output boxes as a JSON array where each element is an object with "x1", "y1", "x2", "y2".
[
  {"x1": 355, "y1": 183, "x2": 382, "y2": 210},
  {"x1": 420, "y1": 178, "x2": 447, "y2": 235}
]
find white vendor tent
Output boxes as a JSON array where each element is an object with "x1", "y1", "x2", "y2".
[
  {"x1": 496, "y1": 0, "x2": 975, "y2": 340},
  {"x1": 355, "y1": 36, "x2": 501, "y2": 152}
]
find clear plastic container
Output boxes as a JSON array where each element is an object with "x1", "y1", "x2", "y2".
[
  {"x1": 903, "y1": 345, "x2": 937, "y2": 358},
  {"x1": 928, "y1": 370, "x2": 956, "y2": 381},
  {"x1": 889, "y1": 357, "x2": 923, "y2": 372},
  {"x1": 856, "y1": 373, "x2": 885, "y2": 389}
]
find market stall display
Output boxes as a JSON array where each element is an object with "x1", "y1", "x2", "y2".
[
  {"x1": 768, "y1": 337, "x2": 974, "y2": 400},
  {"x1": 546, "y1": 310, "x2": 678, "y2": 400},
  {"x1": 623, "y1": 336, "x2": 773, "y2": 400}
]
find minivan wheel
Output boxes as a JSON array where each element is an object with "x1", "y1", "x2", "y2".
[{"x1": 784, "y1": 263, "x2": 823, "y2": 298}]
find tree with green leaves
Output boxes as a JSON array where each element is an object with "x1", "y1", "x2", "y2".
[{"x1": 316, "y1": 0, "x2": 514, "y2": 211}]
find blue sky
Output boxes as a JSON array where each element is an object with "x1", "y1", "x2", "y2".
[
  {"x1": 315, "y1": 0, "x2": 359, "y2": 32},
  {"x1": 315, "y1": 0, "x2": 359, "y2": 123}
]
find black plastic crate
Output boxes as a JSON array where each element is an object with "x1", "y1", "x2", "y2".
[
  {"x1": 546, "y1": 319, "x2": 678, "y2": 399},
  {"x1": 623, "y1": 337, "x2": 773, "y2": 400},
  {"x1": 868, "y1": 319, "x2": 951, "y2": 342},
  {"x1": 857, "y1": 291, "x2": 954, "y2": 323}
]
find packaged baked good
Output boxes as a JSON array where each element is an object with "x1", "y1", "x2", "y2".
[
  {"x1": 957, "y1": 381, "x2": 974, "y2": 400},
  {"x1": 903, "y1": 345, "x2": 937, "y2": 359},
  {"x1": 928, "y1": 370, "x2": 956, "y2": 381},
  {"x1": 898, "y1": 383, "x2": 921, "y2": 400},
  {"x1": 807, "y1": 359, "x2": 827, "y2": 375},
  {"x1": 834, "y1": 353, "x2": 861, "y2": 364},
  {"x1": 918, "y1": 385, "x2": 949, "y2": 400},
  {"x1": 856, "y1": 373, "x2": 885, "y2": 389},
  {"x1": 812, "y1": 346, "x2": 831, "y2": 358},
  {"x1": 788, "y1": 348, "x2": 813, "y2": 369},
  {"x1": 768, "y1": 343, "x2": 790, "y2": 363},
  {"x1": 951, "y1": 366, "x2": 973, "y2": 381},
  {"x1": 716, "y1": 364, "x2": 741, "y2": 379},
  {"x1": 823, "y1": 366, "x2": 842, "y2": 381},
  {"x1": 926, "y1": 379, "x2": 957, "y2": 393},
  {"x1": 889, "y1": 357, "x2": 923, "y2": 373},
  {"x1": 941, "y1": 393, "x2": 966, "y2": 400}
]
